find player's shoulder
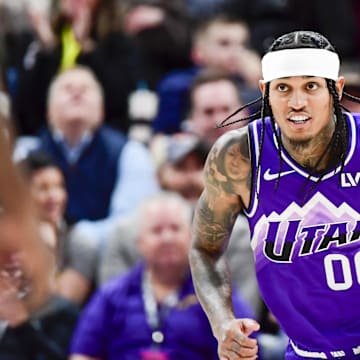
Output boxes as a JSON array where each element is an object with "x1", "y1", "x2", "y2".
[
  {"x1": 344, "y1": 112, "x2": 360, "y2": 133},
  {"x1": 204, "y1": 127, "x2": 252, "y2": 201},
  {"x1": 349, "y1": 112, "x2": 360, "y2": 122},
  {"x1": 209, "y1": 127, "x2": 250, "y2": 159}
]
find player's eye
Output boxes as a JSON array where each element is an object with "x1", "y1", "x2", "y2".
[
  {"x1": 277, "y1": 84, "x2": 288, "y2": 92},
  {"x1": 306, "y1": 82, "x2": 319, "y2": 90}
]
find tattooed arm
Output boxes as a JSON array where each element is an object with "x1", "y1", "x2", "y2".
[{"x1": 189, "y1": 128, "x2": 259, "y2": 360}]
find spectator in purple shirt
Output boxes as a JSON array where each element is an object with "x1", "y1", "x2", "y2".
[{"x1": 70, "y1": 191, "x2": 256, "y2": 360}]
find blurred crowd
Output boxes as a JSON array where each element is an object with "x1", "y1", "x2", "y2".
[{"x1": 0, "y1": 0, "x2": 359, "y2": 359}]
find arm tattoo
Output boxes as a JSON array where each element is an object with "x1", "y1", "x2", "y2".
[
  {"x1": 190, "y1": 130, "x2": 251, "y2": 336},
  {"x1": 195, "y1": 129, "x2": 251, "y2": 250},
  {"x1": 195, "y1": 194, "x2": 239, "y2": 252},
  {"x1": 205, "y1": 130, "x2": 251, "y2": 195}
]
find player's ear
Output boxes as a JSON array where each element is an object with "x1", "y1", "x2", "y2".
[
  {"x1": 259, "y1": 80, "x2": 266, "y2": 96},
  {"x1": 335, "y1": 76, "x2": 345, "y2": 100}
]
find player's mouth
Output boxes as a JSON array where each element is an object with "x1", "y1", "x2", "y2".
[{"x1": 288, "y1": 115, "x2": 310, "y2": 124}]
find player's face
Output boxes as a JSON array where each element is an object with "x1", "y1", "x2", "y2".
[{"x1": 260, "y1": 76, "x2": 344, "y2": 146}]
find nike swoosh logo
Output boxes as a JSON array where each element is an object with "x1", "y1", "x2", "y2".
[{"x1": 263, "y1": 168, "x2": 296, "y2": 181}]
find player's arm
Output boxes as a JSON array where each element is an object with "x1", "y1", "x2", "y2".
[{"x1": 189, "y1": 128, "x2": 259, "y2": 359}]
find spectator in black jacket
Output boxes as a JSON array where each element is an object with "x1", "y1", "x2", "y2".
[
  {"x1": 13, "y1": 0, "x2": 139, "y2": 135},
  {"x1": 120, "y1": 0, "x2": 192, "y2": 89}
]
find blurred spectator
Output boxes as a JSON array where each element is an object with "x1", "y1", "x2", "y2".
[
  {"x1": 98, "y1": 134, "x2": 209, "y2": 283},
  {"x1": 190, "y1": 17, "x2": 260, "y2": 87},
  {"x1": 100, "y1": 70, "x2": 261, "y2": 316},
  {"x1": 17, "y1": 66, "x2": 159, "y2": 246},
  {"x1": 0, "y1": 221, "x2": 80, "y2": 360},
  {"x1": 0, "y1": 1, "x2": 50, "y2": 35},
  {"x1": 340, "y1": 61, "x2": 360, "y2": 113},
  {"x1": 71, "y1": 192, "x2": 256, "y2": 360},
  {"x1": 222, "y1": 0, "x2": 357, "y2": 58},
  {"x1": 12, "y1": 0, "x2": 139, "y2": 135},
  {"x1": 120, "y1": 0, "x2": 192, "y2": 90},
  {"x1": 97, "y1": 213, "x2": 138, "y2": 285},
  {"x1": 183, "y1": 68, "x2": 250, "y2": 146},
  {"x1": 0, "y1": 0, "x2": 42, "y2": 95},
  {"x1": 184, "y1": 0, "x2": 234, "y2": 20},
  {"x1": 19, "y1": 151, "x2": 67, "y2": 231},
  {"x1": 152, "y1": 15, "x2": 261, "y2": 134},
  {"x1": 154, "y1": 134, "x2": 209, "y2": 205},
  {"x1": 19, "y1": 151, "x2": 97, "y2": 305}
]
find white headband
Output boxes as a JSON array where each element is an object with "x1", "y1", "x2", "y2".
[{"x1": 261, "y1": 48, "x2": 340, "y2": 82}]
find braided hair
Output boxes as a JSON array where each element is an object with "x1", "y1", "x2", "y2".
[{"x1": 218, "y1": 30, "x2": 360, "y2": 197}]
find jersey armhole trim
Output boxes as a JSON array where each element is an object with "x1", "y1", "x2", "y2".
[{"x1": 244, "y1": 121, "x2": 261, "y2": 218}]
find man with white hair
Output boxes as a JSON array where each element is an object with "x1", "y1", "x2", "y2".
[
  {"x1": 35, "y1": 66, "x2": 159, "y2": 245},
  {"x1": 71, "y1": 192, "x2": 255, "y2": 360}
]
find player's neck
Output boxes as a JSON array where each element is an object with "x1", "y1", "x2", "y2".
[
  {"x1": 283, "y1": 124, "x2": 335, "y2": 171},
  {"x1": 286, "y1": 141, "x2": 331, "y2": 171}
]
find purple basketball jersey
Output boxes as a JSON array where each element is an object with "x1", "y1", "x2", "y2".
[{"x1": 245, "y1": 113, "x2": 360, "y2": 359}]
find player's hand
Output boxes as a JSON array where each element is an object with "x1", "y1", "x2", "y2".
[{"x1": 217, "y1": 318, "x2": 260, "y2": 360}]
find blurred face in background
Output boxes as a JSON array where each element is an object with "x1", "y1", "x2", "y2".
[
  {"x1": 47, "y1": 68, "x2": 104, "y2": 146},
  {"x1": 60, "y1": 0, "x2": 100, "y2": 18},
  {"x1": 137, "y1": 198, "x2": 192, "y2": 272},
  {"x1": 189, "y1": 79, "x2": 245, "y2": 145},
  {"x1": 29, "y1": 166, "x2": 67, "y2": 226},
  {"x1": 170, "y1": 152, "x2": 204, "y2": 203},
  {"x1": 159, "y1": 152, "x2": 205, "y2": 205},
  {"x1": 193, "y1": 21, "x2": 249, "y2": 73}
]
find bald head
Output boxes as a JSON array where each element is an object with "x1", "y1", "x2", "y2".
[
  {"x1": 136, "y1": 192, "x2": 193, "y2": 270},
  {"x1": 47, "y1": 67, "x2": 104, "y2": 145}
]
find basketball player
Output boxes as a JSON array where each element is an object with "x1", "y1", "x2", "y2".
[{"x1": 189, "y1": 30, "x2": 360, "y2": 359}]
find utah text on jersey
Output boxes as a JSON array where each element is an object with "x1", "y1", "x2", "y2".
[{"x1": 251, "y1": 192, "x2": 360, "y2": 291}]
